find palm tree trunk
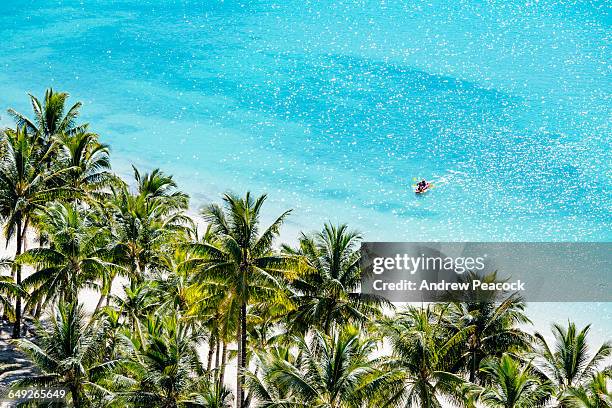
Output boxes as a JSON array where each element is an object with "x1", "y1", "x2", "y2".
[
  {"x1": 236, "y1": 300, "x2": 247, "y2": 408},
  {"x1": 323, "y1": 304, "x2": 333, "y2": 336},
  {"x1": 94, "y1": 271, "x2": 116, "y2": 315},
  {"x1": 469, "y1": 350, "x2": 477, "y2": 383},
  {"x1": 219, "y1": 340, "x2": 227, "y2": 386},
  {"x1": 214, "y1": 334, "x2": 221, "y2": 369},
  {"x1": 70, "y1": 384, "x2": 81, "y2": 408},
  {"x1": 206, "y1": 332, "x2": 215, "y2": 372},
  {"x1": 236, "y1": 313, "x2": 242, "y2": 408},
  {"x1": 241, "y1": 301, "x2": 248, "y2": 404},
  {"x1": 12, "y1": 219, "x2": 23, "y2": 338},
  {"x1": 94, "y1": 294, "x2": 106, "y2": 314},
  {"x1": 86, "y1": 294, "x2": 107, "y2": 329}
]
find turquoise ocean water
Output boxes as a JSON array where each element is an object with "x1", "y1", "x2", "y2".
[{"x1": 0, "y1": 0, "x2": 610, "y2": 340}]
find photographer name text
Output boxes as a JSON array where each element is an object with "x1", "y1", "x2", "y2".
[{"x1": 372, "y1": 279, "x2": 526, "y2": 292}]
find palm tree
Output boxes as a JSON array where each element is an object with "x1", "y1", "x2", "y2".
[
  {"x1": 8, "y1": 88, "x2": 85, "y2": 143},
  {"x1": 245, "y1": 326, "x2": 386, "y2": 407},
  {"x1": 11, "y1": 301, "x2": 115, "y2": 407},
  {"x1": 565, "y1": 371, "x2": 612, "y2": 408},
  {"x1": 444, "y1": 275, "x2": 532, "y2": 384},
  {"x1": 183, "y1": 225, "x2": 238, "y2": 384},
  {"x1": 533, "y1": 322, "x2": 611, "y2": 404},
  {"x1": 96, "y1": 305, "x2": 127, "y2": 362},
  {"x1": 18, "y1": 202, "x2": 116, "y2": 308},
  {"x1": 133, "y1": 166, "x2": 189, "y2": 209},
  {"x1": 193, "y1": 272, "x2": 238, "y2": 386},
  {"x1": 472, "y1": 354, "x2": 553, "y2": 408},
  {"x1": 109, "y1": 167, "x2": 191, "y2": 287},
  {"x1": 189, "y1": 192, "x2": 292, "y2": 408},
  {"x1": 186, "y1": 382, "x2": 233, "y2": 408},
  {"x1": 376, "y1": 306, "x2": 469, "y2": 407},
  {"x1": 147, "y1": 246, "x2": 237, "y2": 388},
  {"x1": 243, "y1": 345, "x2": 296, "y2": 406},
  {"x1": 0, "y1": 126, "x2": 73, "y2": 337},
  {"x1": 283, "y1": 223, "x2": 388, "y2": 335},
  {"x1": 112, "y1": 282, "x2": 158, "y2": 347},
  {"x1": 116, "y1": 314, "x2": 221, "y2": 407},
  {"x1": 53, "y1": 130, "x2": 115, "y2": 199}
]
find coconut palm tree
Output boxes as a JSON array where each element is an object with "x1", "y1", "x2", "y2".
[
  {"x1": 133, "y1": 166, "x2": 189, "y2": 209},
  {"x1": 565, "y1": 371, "x2": 612, "y2": 408},
  {"x1": 0, "y1": 126, "x2": 74, "y2": 337},
  {"x1": 195, "y1": 275, "x2": 238, "y2": 386},
  {"x1": 182, "y1": 225, "x2": 238, "y2": 384},
  {"x1": 186, "y1": 382, "x2": 233, "y2": 408},
  {"x1": 11, "y1": 301, "x2": 115, "y2": 407},
  {"x1": 53, "y1": 130, "x2": 116, "y2": 199},
  {"x1": 189, "y1": 192, "x2": 292, "y2": 408},
  {"x1": 533, "y1": 322, "x2": 611, "y2": 404},
  {"x1": 376, "y1": 306, "x2": 469, "y2": 407},
  {"x1": 472, "y1": 354, "x2": 553, "y2": 408},
  {"x1": 96, "y1": 305, "x2": 127, "y2": 362},
  {"x1": 109, "y1": 167, "x2": 191, "y2": 288},
  {"x1": 18, "y1": 202, "x2": 116, "y2": 308},
  {"x1": 111, "y1": 282, "x2": 158, "y2": 347},
  {"x1": 243, "y1": 345, "x2": 296, "y2": 407},
  {"x1": 444, "y1": 275, "x2": 532, "y2": 384},
  {"x1": 147, "y1": 245, "x2": 238, "y2": 388},
  {"x1": 8, "y1": 88, "x2": 85, "y2": 143},
  {"x1": 245, "y1": 326, "x2": 386, "y2": 408},
  {"x1": 283, "y1": 223, "x2": 389, "y2": 336},
  {"x1": 116, "y1": 314, "x2": 224, "y2": 407}
]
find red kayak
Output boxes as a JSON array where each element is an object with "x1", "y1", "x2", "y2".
[{"x1": 415, "y1": 183, "x2": 431, "y2": 194}]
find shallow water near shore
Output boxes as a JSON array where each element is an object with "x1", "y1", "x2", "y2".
[{"x1": 0, "y1": 0, "x2": 610, "y2": 339}]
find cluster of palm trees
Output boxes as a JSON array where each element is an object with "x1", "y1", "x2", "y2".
[{"x1": 0, "y1": 89, "x2": 609, "y2": 407}]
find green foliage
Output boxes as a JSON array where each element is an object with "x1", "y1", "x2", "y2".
[
  {"x1": 7, "y1": 88, "x2": 84, "y2": 141},
  {"x1": 533, "y1": 322, "x2": 612, "y2": 405},
  {"x1": 0, "y1": 125, "x2": 74, "y2": 243},
  {"x1": 0, "y1": 124, "x2": 77, "y2": 336},
  {"x1": 190, "y1": 192, "x2": 293, "y2": 407},
  {"x1": 19, "y1": 202, "x2": 117, "y2": 307},
  {"x1": 283, "y1": 223, "x2": 389, "y2": 335},
  {"x1": 376, "y1": 306, "x2": 470, "y2": 407},
  {"x1": 10, "y1": 301, "x2": 115, "y2": 407},
  {"x1": 1, "y1": 88, "x2": 609, "y2": 408},
  {"x1": 565, "y1": 371, "x2": 612, "y2": 408},
  {"x1": 112, "y1": 315, "x2": 216, "y2": 407},
  {"x1": 107, "y1": 166, "x2": 192, "y2": 286},
  {"x1": 245, "y1": 326, "x2": 387, "y2": 408},
  {"x1": 0, "y1": 261, "x2": 25, "y2": 319},
  {"x1": 471, "y1": 354, "x2": 553, "y2": 408},
  {"x1": 52, "y1": 130, "x2": 116, "y2": 198},
  {"x1": 444, "y1": 278, "x2": 532, "y2": 384}
]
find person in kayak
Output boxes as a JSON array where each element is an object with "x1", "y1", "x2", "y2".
[{"x1": 416, "y1": 179, "x2": 429, "y2": 193}]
